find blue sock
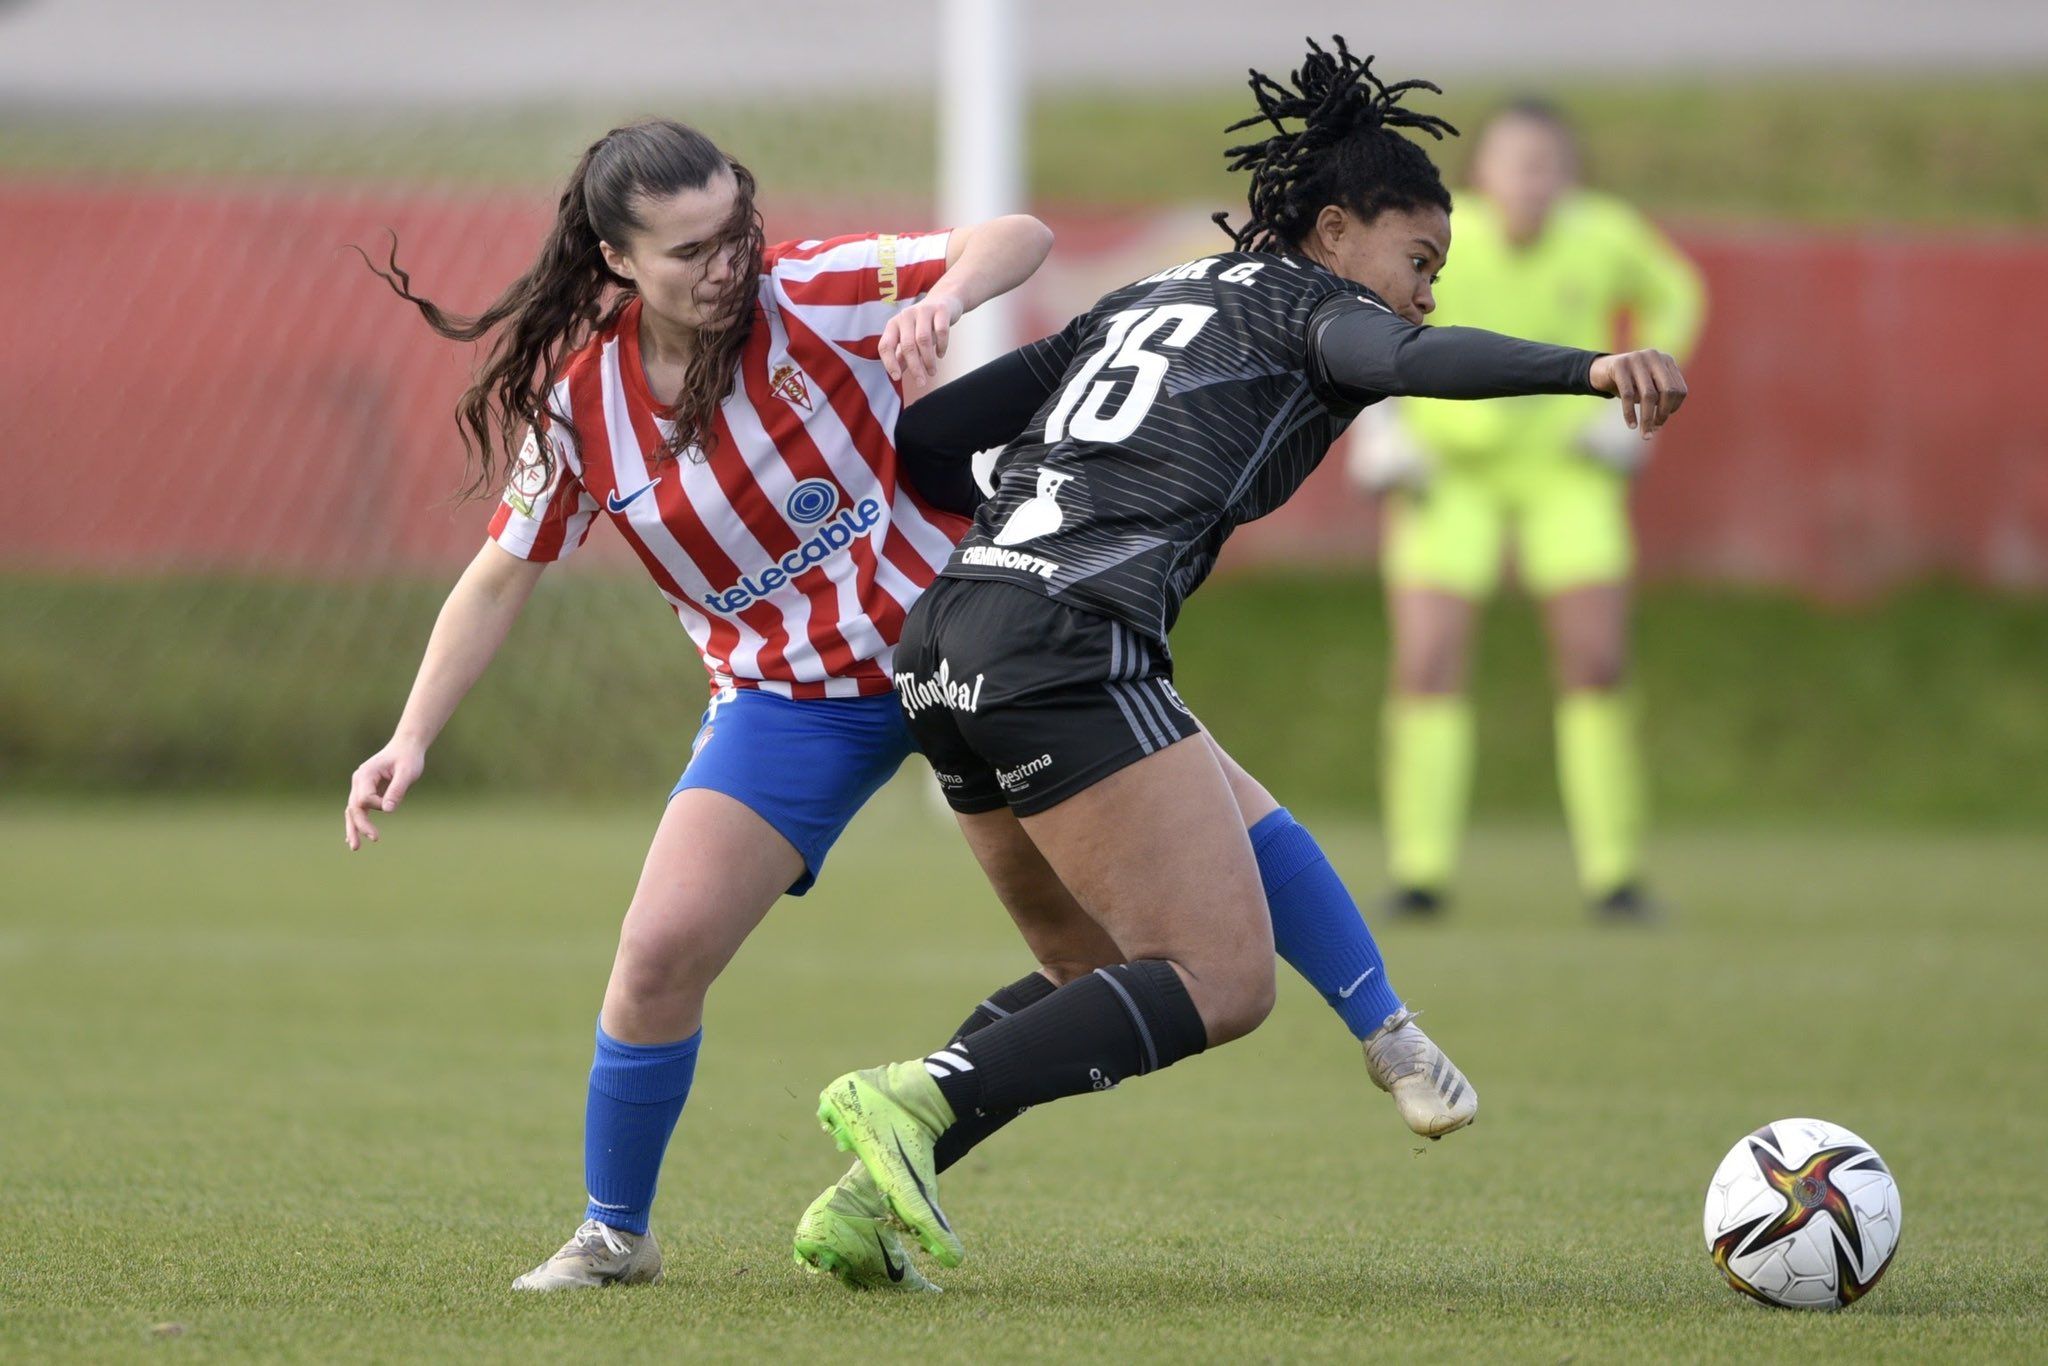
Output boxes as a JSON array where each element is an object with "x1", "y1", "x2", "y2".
[
  {"x1": 1252, "y1": 808, "x2": 1406, "y2": 1040},
  {"x1": 583, "y1": 1023, "x2": 702, "y2": 1235}
]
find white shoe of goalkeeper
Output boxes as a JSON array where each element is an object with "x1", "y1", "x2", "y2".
[
  {"x1": 511, "y1": 1218, "x2": 663, "y2": 1291},
  {"x1": 1363, "y1": 1008, "x2": 1478, "y2": 1139}
]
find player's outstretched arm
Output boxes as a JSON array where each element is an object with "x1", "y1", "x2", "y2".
[
  {"x1": 1308, "y1": 296, "x2": 1690, "y2": 433},
  {"x1": 879, "y1": 214, "x2": 1055, "y2": 386},
  {"x1": 344, "y1": 542, "x2": 547, "y2": 850}
]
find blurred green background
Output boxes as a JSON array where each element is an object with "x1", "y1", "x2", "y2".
[
  {"x1": 7, "y1": 572, "x2": 2046, "y2": 825},
  {"x1": 5, "y1": 77, "x2": 2047, "y2": 816},
  {"x1": 6, "y1": 78, "x2": 2045, "y2": 223}
]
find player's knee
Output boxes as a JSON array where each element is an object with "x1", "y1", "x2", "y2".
[
  {"x1": 1195, "y1": 958, "x2": 1276, "y2": 1046},
  {"x1": 611, "y1": 906, "x2": 726, "y2": 1004},
  {"x1": 1033, "y1": 948, "x2": 1114, "y2": 986},
  {"x1": 1391, "y1": 639, "x2": 1467, "y2": 695},
  {"x1": 1558, "y1": 646, "x2": 1628, "y2": 692}
]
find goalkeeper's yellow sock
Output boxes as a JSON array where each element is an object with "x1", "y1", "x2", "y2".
[
  {"x1": 1555, "y1": 689, "x2": 1646, "y2": 896},
  {"x1": 1381, "y1": 694, "x2": 1474, "y2": 893}
]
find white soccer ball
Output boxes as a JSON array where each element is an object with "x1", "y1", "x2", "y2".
[{"x1": 1703, "y1": 1117, "x2": 1902, "y2": 1310}]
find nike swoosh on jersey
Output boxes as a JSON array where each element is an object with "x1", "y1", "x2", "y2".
[
  {"x1": 606, "y1": 478, "x2": 663, "y2": 514},
  {"x1": 1336, "y1": 967, "x2": 1379, "y2": 999}
]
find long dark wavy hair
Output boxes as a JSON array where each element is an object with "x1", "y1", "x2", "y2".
[
  {"x1": 361, "y1": 118, "x2": 765, "y2": 498},
  {"x1": 1213, "y1": 37, "x2": 1458, "y2": 254}
]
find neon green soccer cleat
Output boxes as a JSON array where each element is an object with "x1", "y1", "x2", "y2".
[
  {"x1": 815, "y1": 1061, "x2": 963, "y2": 1267},
  {"x1": 792, "y1": 1162, "x2": 942, "y2": 1293}
]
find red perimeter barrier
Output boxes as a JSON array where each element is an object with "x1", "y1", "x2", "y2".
[{"x1": 5, "y1": 182, "x2": 2045, "y2": 596}]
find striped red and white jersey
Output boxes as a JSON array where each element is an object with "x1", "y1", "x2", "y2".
[{"x1": 488, "y1": 231, "x2": 969, "y2": 699}]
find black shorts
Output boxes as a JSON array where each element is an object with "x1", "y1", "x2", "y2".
[{"x1": 894, "y1": 577, "x2": 1202, "y2": 816}]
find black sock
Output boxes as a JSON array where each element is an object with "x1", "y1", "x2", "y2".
[
  {"x1": 931, "y1": 972, "x2": 1058, "y2": 1173},
  {"x1": 950, "y1": 972, "x2": 1060, "y2": 1043},
  {"x1": 923, "y1": 961, "x2": 1208, "y2": 1118}
]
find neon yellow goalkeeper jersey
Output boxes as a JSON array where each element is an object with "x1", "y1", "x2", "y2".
[{"x1": 1401, "y1": 190, "x2": 1705, "y2": 463}]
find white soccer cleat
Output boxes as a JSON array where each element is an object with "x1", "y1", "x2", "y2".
[
  {"x1": 511, "y1": 1218, "x2": 663, "y2": 1291},
  {"x1": 1363, "y1": 1008, "x2": 1478, "y2": 1139}
]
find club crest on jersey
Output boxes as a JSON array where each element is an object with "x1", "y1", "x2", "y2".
[
  {"x1": 504, "y1": 427, "x2": 553, "y2": 516},
  {"x1": 994, "y1": 468, "x2": 1074, "y2": 546},
  {"x1": 769, "y1": 361, "x2": 813, "y2": 412}
]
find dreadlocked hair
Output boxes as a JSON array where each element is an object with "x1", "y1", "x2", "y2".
[
  {"x1": 1213, "y1": 36, "x2": 1458, "y2": 255},
  {"x1": 357, "y1": 118, "x2": 764, "y2": 499}
]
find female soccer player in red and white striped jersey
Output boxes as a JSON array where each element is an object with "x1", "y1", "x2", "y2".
[{"x1": 342, "y1": 119, "x2": 1053, "y2": 1291}]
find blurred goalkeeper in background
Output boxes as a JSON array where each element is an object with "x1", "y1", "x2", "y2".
[{"x1": 1351, "y1": 100, "x2": 1705, "y2": 921}]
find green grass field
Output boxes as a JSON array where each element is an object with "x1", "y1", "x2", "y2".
[{"x1": 3, "y1": 795, "x2": 2043, "y2": 1362}]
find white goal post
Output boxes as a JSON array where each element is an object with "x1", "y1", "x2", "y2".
[{"x1": 937, "y1": 0, "x2": 1025, "y2": 375}]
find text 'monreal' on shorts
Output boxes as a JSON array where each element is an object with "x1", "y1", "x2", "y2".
[{"x1": 894, "y1": 576, "x2": 1201, "y2": 817}]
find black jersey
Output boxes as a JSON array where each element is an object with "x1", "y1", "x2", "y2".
[
  {"x1": 943, "y1": 252, "x2": 1357, "y2": 642},
  {"x1": 927, "y1": 250, "x2": 1603, "y2": 645}
]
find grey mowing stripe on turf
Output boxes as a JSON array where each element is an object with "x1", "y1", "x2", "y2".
[
  {"x1": 1092, "y1": 968, "x2": 1158, "y2": 1073},
  {"x1": 1103, "y1": 682, "x2": 1157, "y2": 755}
]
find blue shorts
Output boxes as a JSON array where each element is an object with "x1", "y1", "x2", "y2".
[{"x1": 670, "y1": 688, "x2": 916, "y2": 896}]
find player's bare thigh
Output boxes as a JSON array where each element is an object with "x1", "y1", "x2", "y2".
[
  {"x1": 1014, "y1": 735, "x2": 1275, "y2": 1045},
  {"x1": 1201, "y1": 730, "x2": 1278, "y2": 826},
  {"x1": 956, "y1": 735, "x2": 1275, "y2": 987},
  {"x1": 600, "y1": 788, "x2": 805, "y2": 1043},
  {"x1": 952, "y1": 808, "x2": 1124, "y2": 985},
  {"x1": 1388, "y1": 585, "x2": 1479, "y2": 695},
  {"x1": 1541, "y1": 581, "x2": 1631, "y2": 692}
]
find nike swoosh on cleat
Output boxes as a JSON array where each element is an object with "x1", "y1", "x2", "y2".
[
  {"x1": 1336, "y1": 967, "x2": 1379, "y2": 999},
  {"x1": 606, "y1": 478, "x2": 662, "y2": 514},
  {"x1": 875, "y1": 1231, "x2": 905, "y2": 1282},
  {"x1": 893, "y1": 1134, "x2": 951, "y2": 1233}
]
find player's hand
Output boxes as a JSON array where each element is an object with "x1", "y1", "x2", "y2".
[
  {"x1": 1588, "y1": 349, "x2": 1687, "y2": 437},
  {"x1": 879, "y1": 294, "x2": 965, "y2": 386},
  {"x1": 345, "y1": 740, "x2": 425, "y2": 851}
]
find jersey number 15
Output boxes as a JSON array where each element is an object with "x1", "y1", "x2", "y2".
[{"x1": 1044, "y1": 304, "x2": 1218, "y2": 445}]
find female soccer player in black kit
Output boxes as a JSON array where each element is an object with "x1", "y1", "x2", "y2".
[{"x1": 802, "y1": 39, "x2": 1688, "y2": 1271}]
